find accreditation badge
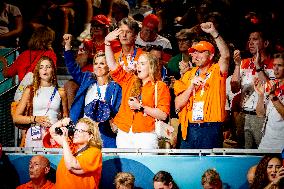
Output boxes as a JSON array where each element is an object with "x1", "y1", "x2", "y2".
[
  {"x1": 192, "y1": 101, "x2": 204, "y2": 121},
  {"x1": 31, "y1": 125, "x2": 42, "y2": 140}
]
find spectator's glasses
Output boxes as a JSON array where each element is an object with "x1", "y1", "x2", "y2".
[{"x1": 74, "y1": 128, "x2": 89, "y2": 134}]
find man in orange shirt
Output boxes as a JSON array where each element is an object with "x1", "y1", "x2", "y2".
[
  {"x1": 174, "y1": 22, "x2": 230, "y2": 149},
  {"x1": 112, "y1": 17, "x2": 144, "y2": 72},
  {"x1": 17, "y1": 155, "x2": 55, "y2": 189}
]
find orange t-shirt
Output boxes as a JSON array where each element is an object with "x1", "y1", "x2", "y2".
[
  {"x1": 174, "y1": 63, "x2": 227, "y2": 139},
  {"x1": 17, "y1": 180, "x2": 55, "y2": 189},
  {"x1": 110, "y1": 66, "x2": 171, "y2": 133},
  {"x1": 114, "y1": 48, "x2": 144, "y2": 68},
  {"x1": 55, "y1": 147, "x2": 102, "y2": 189}
]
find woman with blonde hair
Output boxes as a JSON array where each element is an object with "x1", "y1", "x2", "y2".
[
  {"x1": 114, "y1": 172, "x2": 135, "y2": 189},
  {"x1": 63, "y1": 34, "x2": 122, "y2": 148},
  {"x1": 50, "y1": 117, "x2": 102, "y2": 189},
  {"x1": 13, "y1": 56, "x2": 68, "y2": 147},
  {"x1": 104, "y1": 28, "x2": 171, "y2": 149}
]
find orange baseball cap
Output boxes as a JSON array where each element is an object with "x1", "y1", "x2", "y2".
[
  {"x1": 188, "y1": 41, "x2": 215, "y2": 54},
  {"x1": 142, "y1": 14, "x2": 159, "y2": 30}
]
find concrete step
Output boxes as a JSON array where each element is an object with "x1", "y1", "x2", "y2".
[{"x1": 57, "y1": 74, "x2": 72, "y2": 87}]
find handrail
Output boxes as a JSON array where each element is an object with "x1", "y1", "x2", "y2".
[
  {"x1": 0, "y1": 46, "x2": 20, "y2": 72},
  {"x1": 3, "y1": 46, "x2": 20, "y2": 58},
  {"x1": 2, "y1": 147, "x2": 281, "y2": 156},
  {"x1": 0, "y1": 84, "x2": 18, "y2": 97}
]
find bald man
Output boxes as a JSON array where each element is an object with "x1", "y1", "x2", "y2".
[
  {"x1": 17, "y1": 155, "x2": 55, "y2": 189},
  {"x1": 247, "y1": 165, "x2": 257, "y2": 186}
]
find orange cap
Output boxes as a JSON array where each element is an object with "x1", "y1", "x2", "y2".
[{"x1": 188, "y1": 41, "x2": 215, "y2": 54}]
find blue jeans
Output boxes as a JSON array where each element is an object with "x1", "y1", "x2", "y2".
[
  {"x1": 180, "y1": 122, "x2": 223, "y2": 149},
  {"x1": 99, "y1": 122, "x2": 117, "y2": 148}
]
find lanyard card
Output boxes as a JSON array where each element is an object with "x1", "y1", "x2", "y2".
[
  {"x1": 192, "y1": 101, "x2": 204, "y2": 121},
  {"x1": 31, "y1": 125, "x2": 42, "y2": 140}
]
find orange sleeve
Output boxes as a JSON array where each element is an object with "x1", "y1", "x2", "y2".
[
  {"x1": 157, "y1": 82, "x2": 171, "y2": 115},
  {"x1": 173, "y1": 69, "x2": 196, "y2": 96},
  {"x1": 173, "y1": 80, "x2": 187, "y2": 96},
  {"x1": 110, "y1": 65, "x2": 133, "y2": 86},
  {"x1": 77, "y1": 147, "x2": 102, "y2": 173}
]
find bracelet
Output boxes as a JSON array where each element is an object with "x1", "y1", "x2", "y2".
[
  {"x1": 105, "y1": 41, "x2": 111, "y2": 46},
  {"x1": 271, "y1": 95, "x2": 278, "y2": 102},
  {"x1": 33, "y1": 116, "x2": 36, "y2": 123},
  {"x1": 213, "y1": 33, "x2": 220, "y2": 39},
  {"x1": 139, "y1": 105, "x2": 144, "y2": 112}
]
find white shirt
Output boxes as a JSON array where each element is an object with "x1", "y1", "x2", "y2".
[
  {"x1": 85, "y1": 83, "x2": 107, "y2": 105},
  {"x1": 135, "y1": 33, "x2": 172, "y2": 49}
]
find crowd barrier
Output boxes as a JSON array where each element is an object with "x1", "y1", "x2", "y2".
[{"x1": 3, "y1": 147, "x2": 281, "y2": 189}]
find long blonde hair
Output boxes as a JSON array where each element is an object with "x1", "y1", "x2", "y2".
[
  {"x1": 77, "y1": 118, "x2": 102, "y2": 149},
  {"x1": 33, "y1": 56, "x2": 58, "y2": 96},
  {"x1": 130, "y1": 52, "x2": 161, "y2": 97}
]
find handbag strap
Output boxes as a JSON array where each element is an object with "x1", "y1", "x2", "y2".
[
  {"x1": 154, "y1": 82, "x2": 158, "y2": 108},
  {"x1": 73, "y1": 145, "x2": 89, "y2": 157},
  {"x1": 154, "y1": 82, "x2": 158, "y2": 122}
]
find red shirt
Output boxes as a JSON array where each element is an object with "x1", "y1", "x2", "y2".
[{"x1": 5, "y1": 50, "x2": 57, "y2": 81}]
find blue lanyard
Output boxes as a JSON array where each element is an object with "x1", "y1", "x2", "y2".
[
  {"x1": 44, "y1": 87, "x2": 57, "y2": 115},
  {"x1": 97, "y1": 84, "x2": 102, "y2": 100},
  {"x1": 118, "y1": 47, "x2": 137, "y2": 65}
]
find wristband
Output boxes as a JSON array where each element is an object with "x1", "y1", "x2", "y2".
[
  {"x1": 139, "y1": 105, "x2": 144, "y2": 112},
  {"x1": 213, "y1": 33, "x2": 220, "y2": 39},
  {"x1": 271, "y1": 95, "x2": 278, "y2": 102},
  {"x1": 33, "y1": 116, "x2": 36, "y2": 123}
]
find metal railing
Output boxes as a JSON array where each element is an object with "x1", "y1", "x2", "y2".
[
  {"x1": 2, "y1": 147, "x2": 281, "y2": 156},
  {"x1": 0, "y1": 47, "x2": 20, "y2": 147}
]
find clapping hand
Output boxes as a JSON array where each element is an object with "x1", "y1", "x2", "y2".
[
  {"x1": 253, "y1": 78, "x2": 265, "y2": 95},
  {"x1": 233, "y1": 50, "x2": 241, "y2": 66},
  {"x1": 179, "y1": 61, "x2": 190, "y2": 75}
]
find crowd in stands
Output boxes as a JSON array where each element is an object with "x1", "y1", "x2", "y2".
[{"x1": 0, "y1": 0, "x2": 284, "y2": 188}]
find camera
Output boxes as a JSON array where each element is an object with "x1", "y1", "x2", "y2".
[{"x1": 55, "y1": 121, "x2": 76, "y2": 136}]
